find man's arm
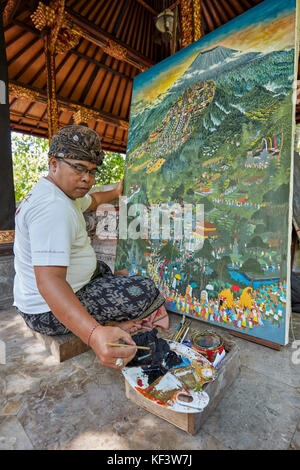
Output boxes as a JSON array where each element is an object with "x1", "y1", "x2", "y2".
[
  {"x1": 87, "y1": 180, "x2": 123, "y2": 212},
  {"x1": 34, "y1": 265, "x2": 136, "y2": 368}
]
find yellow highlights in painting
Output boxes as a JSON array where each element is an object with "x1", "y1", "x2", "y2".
[
  {"x1": 133, "y1": 50, "x2": 199, "y2": 106},
  {"x1": 146, "y1": 158, "x2": 166, "y2": 174},
  {"x1": 238, "y1": 287, "x2": 253, "y2": 310},
  {"x1": 202, "y1": 156, "x2": 223, "y2": 167},
  {"x1": 219, "y1": 289, "x2": 235, "y2": 309},
  {"x1": 245, "y1": 100, "x2": 279, "y2": 121},
  {"x1": 193, "y1": 221, "x2": 218, "y2": 240},
  {"x1": 217, "y1": 14, "x2": 295, "y2": 53},
  {"x1": 149, "y1": 131, "x2": 161, "y2": 143},
  {"x1": 194, "y1": 173, "x2": 220, "y2": 190},
  {"x1": 132, "y1": 158, "x2": 152, "y2": 172},
  {"x1": 128, "y1": 146, "x2": 146, "y2": 162}
]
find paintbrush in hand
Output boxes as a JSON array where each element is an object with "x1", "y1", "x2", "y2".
[{"x1": 105, "y1": 342, "x2": 150, "y2": 350}]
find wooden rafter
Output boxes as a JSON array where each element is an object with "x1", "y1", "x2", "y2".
[
  {"x1": 64, "y1": 6, "x2": 154, "y2": 71},
  {"x1": 2, "y1": 0, "x2": 21, "y2": 27},
  {"x1": 134, "y1": 0, "x2": 158, "y2": 16},
  {"x1": 8, "y1": 80, "x2": 129, "y2": 130},
  {"x1": 10, "y1": 20, "x2": 135, "y2": 81},
  {"x1": 4, "y1": 0, "x2": 297, "y2": 150}
]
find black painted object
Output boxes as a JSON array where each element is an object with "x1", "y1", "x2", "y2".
[{"x1": 127, "y1": 329, "x2": 183, "y2": 385}]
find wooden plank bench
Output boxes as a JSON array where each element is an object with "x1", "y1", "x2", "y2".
[{"x1": 30, "y1": 330, "x2": 90, "y2": 363}]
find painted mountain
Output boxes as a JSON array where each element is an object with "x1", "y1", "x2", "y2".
[{"x1": 116, "y1": 0, "x2": 298, "y2": 346}]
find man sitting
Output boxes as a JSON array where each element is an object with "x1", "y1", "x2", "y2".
[{"x1": 13, "y1": 125, "x2": 168, "y2": 369}]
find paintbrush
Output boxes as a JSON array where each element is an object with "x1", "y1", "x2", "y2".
[
  {"x1": 105, "y1": 342, "x2": 151, "y2": 350},
  {"x1": 180, "y1": 325, "x2": 190, "y2": 343}
]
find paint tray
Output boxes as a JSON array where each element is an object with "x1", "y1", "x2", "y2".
[
  {"x1": 171, "y1": 362, "x2": 215, "y2": 391},
  {"x1": 123, "y1": 340, "x2": 214, "y2": 413},
  {"x1": 142, "y1": 372, "x2": 210, "y2": 412}
]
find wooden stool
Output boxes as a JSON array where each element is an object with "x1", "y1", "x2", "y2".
[{"x1": 30, "y1": 330, "x2": 90, "y2": 362}]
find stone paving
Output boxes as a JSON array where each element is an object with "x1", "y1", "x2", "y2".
[{"x1": 0, "y1": 307, "x2": 299, "y2": 450}]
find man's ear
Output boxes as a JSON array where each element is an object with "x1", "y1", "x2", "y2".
[{"x1": 49, "y1": 156, "x2": 58, "y2": 172}]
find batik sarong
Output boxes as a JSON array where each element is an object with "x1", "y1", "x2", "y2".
[{"x1": 16, "y1": 261, "x2": 165, "y2": 336}]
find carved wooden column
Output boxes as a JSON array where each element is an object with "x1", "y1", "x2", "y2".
[
  {"x1": 31, "y1": 0, "x2": 79, "y2": 140},
  {"x1": 180, "y1": 0, "x2": 203, "y2": 48},
  {"x1": 44, "y1": 32, "x2": 59, "y2": 141}
]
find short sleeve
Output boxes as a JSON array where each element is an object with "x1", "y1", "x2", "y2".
[
  {"x1": 76, "y1": 194, "x2": 92, "y2": 212},
  {"x1": 27, "y1": 201, "x2": 76, "y2": 266}
]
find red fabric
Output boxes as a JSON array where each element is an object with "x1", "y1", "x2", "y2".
[{"x1": 139, "y1": 305, "x2": 169, "y2": 330}]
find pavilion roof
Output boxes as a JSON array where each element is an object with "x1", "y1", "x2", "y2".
[{"x1": 2, "y1": 0, "x2": 297, "y2": 153}]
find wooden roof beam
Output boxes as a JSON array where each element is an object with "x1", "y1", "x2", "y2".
[
  {"x1": 8, "y1": 80, "x2": 129, "y2": 130},
  {"x1": 70, "y1": 47, "x2": 134, "y2": 81},
  {"x1": 168, "y1": 1, "x2": 181, "y2": 11},
  {"x1": 64, "y1": 7, "x2": 154, "y2": 71},
  {"x1": 3, "y1": 0, "x2": 22, "y2": 27},
  {"x1": 134, "y1": 0, "x2": 158, "y2": 16},
  {"x1": 10, "y1": 20, "x2": 134, "y2": 82}
]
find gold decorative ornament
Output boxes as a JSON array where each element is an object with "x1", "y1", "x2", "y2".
[
  {"x1": 55, "y1": 28, "x2": 80, "y2": 54},
  {"x1": 180, "y1": 0, "x2": 202, "y2": 48},
  {"x1": 3, "y1": 0, "x2": 18, "y2": 27},
  {"x1": 193, "y1": 0, "x2": 202, "y2": 41},
  {"x1": 0, "y1": 230, "x2": 15, "y2": 244},
  {"x1": 180, "y1": 0, "x2": 193, "y2": 48},
  {"x1": 106, "y1": 40, "x2": 128, "y2": 61},
  {"x1": 73, "y1": 107, "x2": 95, "y2": 125},
  {"x1": 31, "y1": 2, "x2": 56, "y2": 31},
  {"x1": 8, "y1": 83, "x2": 40, "y2": 102},
  {"x1": 119, "y1": 120, "x2": 129, "y2": 130}
]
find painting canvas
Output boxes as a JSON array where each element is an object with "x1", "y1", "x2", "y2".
[
  {"x1": 115, "y1": 0, "x2": 299, "y2": 346},
  {"x1": 293, "y1": 124, "x2": 300, "y2": 237}
]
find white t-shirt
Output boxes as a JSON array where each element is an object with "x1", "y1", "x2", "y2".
[{"x1": 13, "y1": 177, "x2": 97, "y2": 314}]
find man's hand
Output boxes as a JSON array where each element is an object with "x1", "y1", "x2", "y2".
[
  {"x1": 114, "y1": 179, "x2": 123, "y2": 198},
  {"x1": 89, "y1": 325, "x2": 137, "y2": 369},
  {"x1": 87, "y1": 179, "x2": 124, "y2": 211},
  {"x1": 34, "y1": 266, "x2": 137, "y2": 370}
]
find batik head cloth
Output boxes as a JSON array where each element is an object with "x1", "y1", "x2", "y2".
[{"x1": 48, "y1": 125, "x2": 105, "y2": 166}]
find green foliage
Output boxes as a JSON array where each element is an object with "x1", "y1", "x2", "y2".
[
  {"x1": 11, "y1": 132, "x2": 125, "y2": 202},
  {"x1": 247, "y1": 236, "x2": 268, "y2": 250},
  {"x1": 95, "y1": 152, "x2": 125, "y2": 186},
  {"x1": 240, "y1": 258, "x2": 263, "y2": 275},
  {"x1": 11, "y1": 132, "x2": 49, "y2": 203}
]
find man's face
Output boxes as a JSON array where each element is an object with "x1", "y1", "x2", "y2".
[{"x1": 49, "y1": 157, "x2": 97, "y2": 200}]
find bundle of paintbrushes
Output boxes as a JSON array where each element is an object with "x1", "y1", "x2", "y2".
[{"x1": 170, "y1": 316, "x2": 192, "y2": 343}]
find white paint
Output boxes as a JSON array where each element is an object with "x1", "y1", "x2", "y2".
[{"x1": 153, "y1": 373, "x2": 181, "y2": 392}]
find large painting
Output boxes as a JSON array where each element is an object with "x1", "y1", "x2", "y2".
[
  {"x1": 293, "y1": 125, "x2": 300, "y2": 237},
  {"x1": 115, "y1": 0, "x2": 299, "y2": 345}
]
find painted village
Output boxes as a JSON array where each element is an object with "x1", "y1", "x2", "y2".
[
  {"x1": 117, "y1": 44, "x2": 292, "y2": 345},
  {"x1": 1, "y1": 0, "x2": 300, "y2": 453}
]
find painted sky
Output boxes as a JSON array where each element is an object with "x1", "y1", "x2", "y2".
[{"x1": 132, "y1": 0, "x2": 296, "y2": 107}]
